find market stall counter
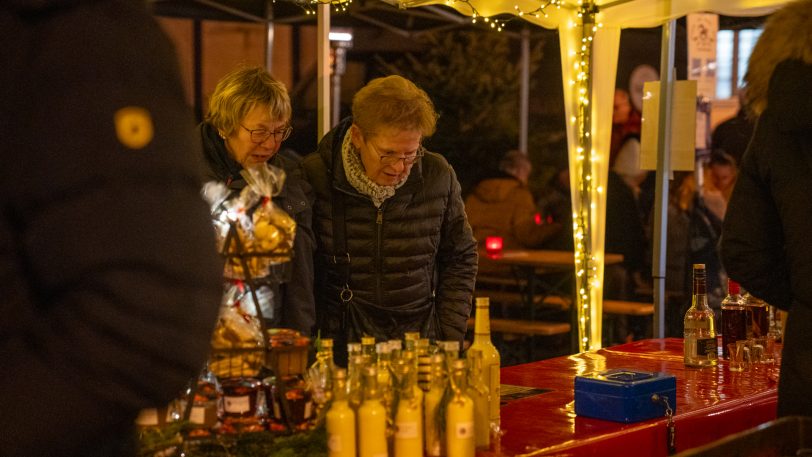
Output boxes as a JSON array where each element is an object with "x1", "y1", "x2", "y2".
[{"x1": 494, "y1": 338, "x2": 778, "y2": 456}]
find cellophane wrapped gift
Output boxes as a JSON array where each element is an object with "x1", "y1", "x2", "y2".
[
  {"x1": 203, "y1": 164, "x2": 296, "y2": 280},
  {"x1": 210, "y1": 284, "x2": 265, "y2": 379}
]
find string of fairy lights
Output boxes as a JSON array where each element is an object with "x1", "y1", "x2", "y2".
[
  {"x1": 570, "y1": 0, "x2": 602, "y2": 352},
  {"x1": 289, "y1": 0, "x2": 352, "y2": 15}
]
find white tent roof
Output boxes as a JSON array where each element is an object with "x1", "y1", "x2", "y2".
[{"x1": 395, "y1": 0, "x2": 784, "y2": 29}]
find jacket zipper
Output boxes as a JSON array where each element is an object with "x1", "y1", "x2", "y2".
[{"x1": 376, "y1": 206, "x2": 383, "y2": 306}]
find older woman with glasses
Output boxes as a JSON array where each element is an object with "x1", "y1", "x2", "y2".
[
  {"x1": 200, "y1": 65, "x2": 315, "y2": 335},
  {"x1": 301, "y1": 75, "x2": 477, "y2": 365}
]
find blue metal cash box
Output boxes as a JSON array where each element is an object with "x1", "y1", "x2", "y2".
[{"x1": 574, "y1": 368, "x2": 677, "y2": 423}]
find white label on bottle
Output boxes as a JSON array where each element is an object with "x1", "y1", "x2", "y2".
[
  {"x1": 190, "y1": 406, "x2": 206, "y2": 424},
  {"x1": 456, "y1": 422, "x2": 475, "y2": 438},
  {"x1": 428, "y1": 443, "x2": 441, "y2": 456},
  {"x1": 396, "y1": 421, "x2": 419, "y2": 438},
  {"x1": 224, "y1": 395, "x2": 251, "y2": 414},
  {"x1": 135, "y1": 408, "x2": 159, "y2": 426},
  {"x1": 328, "y1": 434, "x2": 342, "y2": 452},
  {"x1": 304, "y1": 401, "x2": 313, "y2": 419}
]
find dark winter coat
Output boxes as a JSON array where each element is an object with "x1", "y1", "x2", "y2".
[
  {"x1": 200, "y1": 122, "x2": 316, "y2": 335},
  {"x1": 300, "y1": 118, "x2": 477, "y2": 360},
  {"x1": 721, "y1": 59, "x2": 812, "y2": 417},
  {"x1": 0, "y1": 1, "x2": 222, "y2": 455},
  {"x1": 464, "y1": 173, "x2": 559, "y2": 275}
]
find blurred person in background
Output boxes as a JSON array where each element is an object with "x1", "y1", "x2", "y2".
[
  {"x1": 465, "y1": 149, "x2": 561, "y2": 276},
  {"x1": 0, "y1": 1, "x2": 222, "y2": 455},
  {"x1": 721, "y1": 0, "x2": 812, "y2": 418},
  {"x1": 711, "y1": 88, "x2": 756, "y2": 166},
  {"x1": 301, "y1": 75, "x2": 477, "y2": 365},
  {"x1": 199, "y1": 66, "x2": 315, "y2": 334}
]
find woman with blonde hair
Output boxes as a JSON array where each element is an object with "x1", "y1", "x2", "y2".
[
  {"x1": 721, "y1": 0, "x2": 812, "y2": 417},
  {"x1": 200, "y1": 66, "x2": 315, "y2": 334}
]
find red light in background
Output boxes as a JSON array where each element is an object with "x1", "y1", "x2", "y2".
[
  {"x1": 534, "y1": 212, "x2": 542, "y2": 225},
  {"x1": 485, "y1": 236, "x2": 503, "y2": 255}
]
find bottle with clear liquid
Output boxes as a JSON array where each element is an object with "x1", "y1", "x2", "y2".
[
  {"x1": 394, "y1": 363, "x2": 423, "y2": 457},
  {"x1": 721, "y1": 279, "x2": 747, "y2": 359},
  {"x1": 467, "y1": 297, "x2": 501, "y2": 430},
  {"x1": 684, "y1": 264, "x2": 718, "y2": 367},
  {"x1": 358, "y1": 366, "x2": 388, "y2": 457},
  {"x1": 466, "y1": 348, "x2": 490, "y2": 450},
  {"x1": 310, "y1": 338, "x2": 335, "y2": 412},
  {"x1": 376, "y1": 342, "x2": 395, "y2": 418},
  {"x1": 446, "y1": 359, "x2": 475, "y2": 457},
  {"x1": 326, "y1": 368, "x2": 356, "y2": 457},
  {"x1": 424, "y1": 353, "x2": 446, "y2": 457}
]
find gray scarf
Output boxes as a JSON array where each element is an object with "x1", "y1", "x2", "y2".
[{"x1": 341, "y1": 131, "x2": 408, "y2": 208}]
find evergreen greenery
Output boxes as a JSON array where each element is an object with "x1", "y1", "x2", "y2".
[{"x1": 376, "y1": 29, "x2": 545, "y2": 193}]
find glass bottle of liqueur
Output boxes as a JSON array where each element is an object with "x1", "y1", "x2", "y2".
[
  {"x1": 416, "y1": 338, "x2": 433, "y2": 392},
  {"x1": 376, "y1": 342, "x2": 395, "y2": 418},
  {"x1": 184, "y1": 363, "x2": 222, "y2": 438},
  {"x1": 424, "y1": 353, "x2": 447, "y2": 457},
  {"x1": 466, "y1": 348, "x2": 490, "y2": 450},
  {"x1": 446, "y1": 359, "x2": 475, "y2": 457},
  {"x1": 310, "y1": 338, "x2": 335, "y2": 413},
  {"x1": 684, "y1": 264, "x2": 718, "y2": 367},
  {"x1": 402, "y1": 350, "x2": 424, "y2": 406},
  {"x1": 327, "y1": 368, "x2": 356, "y2": 457},
  {"x1": 467, "y1": 297, "x2": 501, "y2": 430},
  {"x1": 394, "y1": 363, "x2": 423, "y2": 457},
  {"x1": 361, "y1": 336, "x2": 378, "y2": 365},
  {"x1": 742, "y1": 291, "x2": 770, "y2": 338},
  {"x1": 347, "y1": 354, "x2": 367, "y2": 412},
  {"x1": 721, "y1": 279, "x2": 747, "y2": 359},
  {"x1": 358, "y1": 366, "x2": 388, "y2": 457}
]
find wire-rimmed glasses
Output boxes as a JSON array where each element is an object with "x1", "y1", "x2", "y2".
[
  {"x1": 240, "y1": 124, "x2": 293, "y2": 144},
  {"x1": 378, "y1": 145, "x2": 426, "y2": 166}
]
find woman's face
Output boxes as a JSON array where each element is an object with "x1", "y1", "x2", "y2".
[
  {"x1": 351, "y1": 125, "x2": 422, "y2": 186},
  {"x1": 224, "y1": 103, "x2": 289, "y2": 168}
]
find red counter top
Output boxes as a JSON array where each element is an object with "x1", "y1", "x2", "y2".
[{"x1": 496, "y1": 338, "x2": 778, "y2": 456}]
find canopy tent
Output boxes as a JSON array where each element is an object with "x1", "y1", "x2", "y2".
[{"x1": 392, "y1": 0, "x2": 786, "y2": 351}]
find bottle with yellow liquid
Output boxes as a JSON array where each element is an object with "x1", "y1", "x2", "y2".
[
  {"x1": 446, "y1": 359, "x2": 475, "y2": 457},
  {"x1": 326, "y1": 368, "x2": 356, "y2": 457},
  {"x1": 467, "y1": 297, "x2": 501, "y2": 434},
  {"x1": 424, "y1": 353, "x2": 446, "y2": 457},
  {"x1": 394, "y1": 363, "x2": 423, "y2": 457},
  {"x1": 401, "y1": 350, "x2": 424, "y2": 406},
  {"x1": 466, "y1": 348, "x2": 490, "y2": 450},
  {"x1": 359, "y1": 366, "x2": 388, "y2": 457}
]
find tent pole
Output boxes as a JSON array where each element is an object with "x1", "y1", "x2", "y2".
[
  {"x1": 264, "y1": 0, "x2": 275, "y2": 72},
  {"x1": 519, "y1": 27, "x2": 530, "y2": 153},
  {"x1": 652, "y1": 18, "x2": 676, "y2": 339},
  {"x1": 317, "y1": 3, "x2": 331, "y2": 139}
]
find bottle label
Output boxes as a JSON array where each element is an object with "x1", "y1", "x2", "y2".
[
  {"x1": 135, "y1": 408, "x2": 159, "y2": 426},
  {"x1": 304, "y1": 401, "x2": 313, "y2": 420},
  {"x1": 190, "y1": 406, "x2": 206, "y2": 425},
  {"x1": 224, "y1": 395, "x2": 251, "y2": 414},
  {"x1": 328, "y1": 434, "x2": 342, "y2": 452},
  {"x1": 696, "y1": 337, "x2": 717, "y2": 358},
  {"x1": 455, "y1": 421, "x2": 475, "y2": 438},
  {"x1": 396, "y1": 421, "x2": 419, "y2": 438}
]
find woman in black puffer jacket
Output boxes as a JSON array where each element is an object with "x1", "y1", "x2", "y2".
[{"x1": 301, "y1": 76, "x2": 477, "y2": 365}]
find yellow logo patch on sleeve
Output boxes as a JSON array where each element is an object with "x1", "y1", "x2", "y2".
[{"x1": 114, "y1": 106, "x2": 154, "y2": 149}]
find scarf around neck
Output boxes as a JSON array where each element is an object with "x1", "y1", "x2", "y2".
[{"x1": 341, "y1": 131, "x2": 408, "y2": 208}]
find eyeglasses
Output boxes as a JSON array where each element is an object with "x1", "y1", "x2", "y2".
[
  {"x1": 378, "y1": 145, "x2": 426, "y2": 166},
  {"x1": 240, "y1": 124, "x2": 293, "y2": 144}
]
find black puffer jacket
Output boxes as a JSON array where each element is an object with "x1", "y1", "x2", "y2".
[
  {"x1": 300, "y1": 118, "x2": 477, "y2": 357},
  {"x1": 200, "y1": 122, "x2": 316, "y2": 334}
]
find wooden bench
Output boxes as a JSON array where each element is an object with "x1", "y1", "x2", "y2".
[
  {"x1": 467, "y1": 317, "x2": 571, "y2": 336},
  {"x1": 604, "y1": 300, "x2": 654, "y2": 316},
  {"x1": 473, "y1": 289, "x2": 572, "y2": 309}
]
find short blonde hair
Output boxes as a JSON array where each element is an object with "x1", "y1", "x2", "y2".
[
  {"x1": 744, "y1": 0, "x2": 812, "y2": 116},
  {"x1": 206, "y1": 66, "x2": 291, "y2": 136},
  {"x1": 352, "y1": 75, "x2": 438, "y2": 138}
]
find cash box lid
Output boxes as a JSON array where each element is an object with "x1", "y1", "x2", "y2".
[{"x1": 574, "y1": 368, "x2": 677, "y2": 423}]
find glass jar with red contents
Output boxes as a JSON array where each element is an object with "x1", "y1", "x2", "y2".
[
  {"x1": 264, "y1": 374, "x2": 314, "y2": 432},
  {"x1": 218, "y1": 377, "x2": 266, "y2": 434}
]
